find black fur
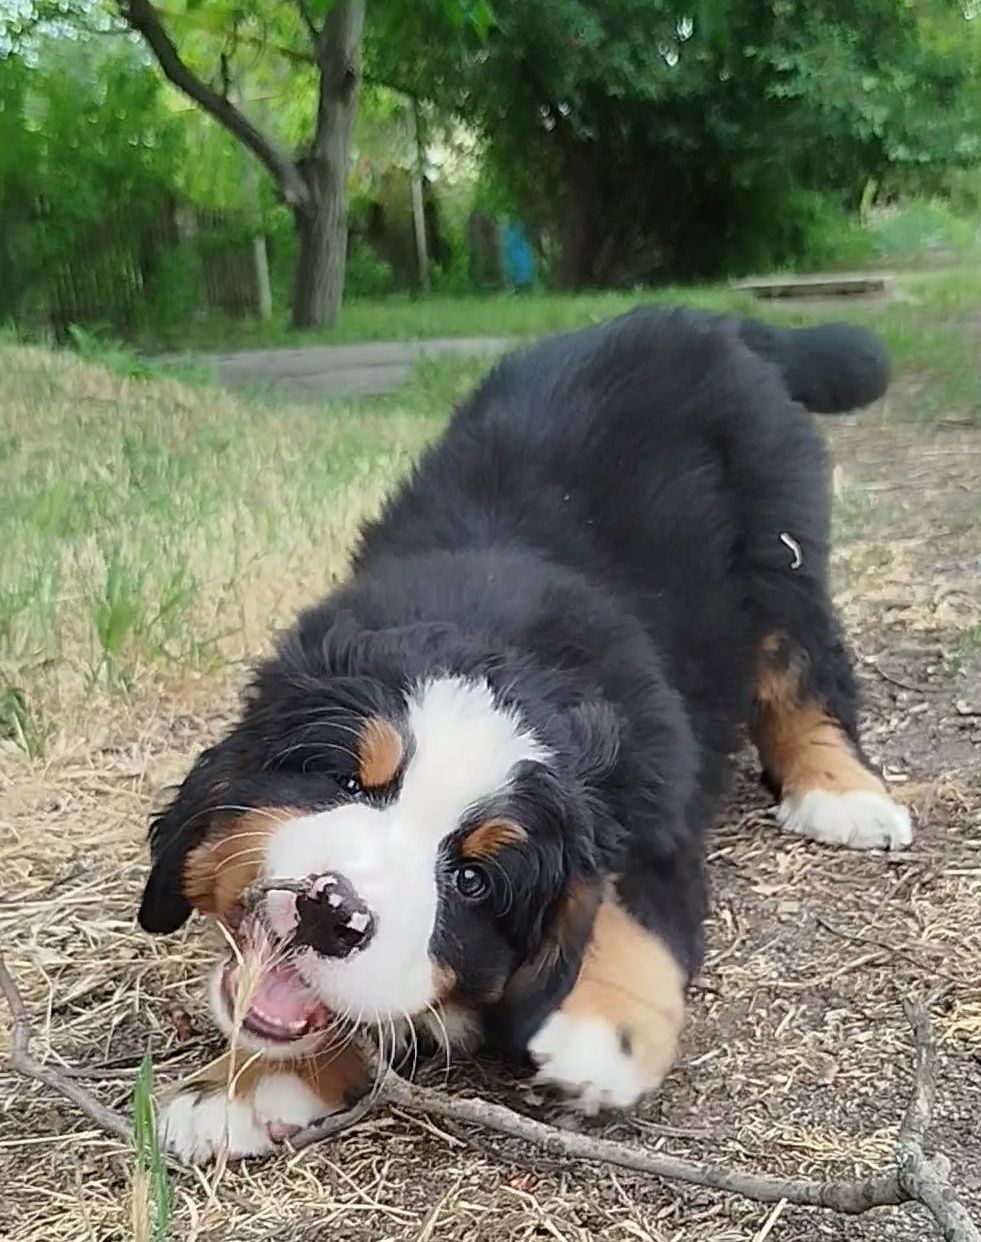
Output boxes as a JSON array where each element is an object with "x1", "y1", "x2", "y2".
[
  {"x1": 139, "y1": 306, "x2": 884, "y2": 1053},
  {"x1": 734, "y1": 317, "x2": 890, "y2": 414}
]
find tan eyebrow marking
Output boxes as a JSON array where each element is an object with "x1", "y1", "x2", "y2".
[
  {"x1": 357, "y1": 717, "x2": 404, "y2": 789},
  {"x1": 460, "y1": 817, "x2": 527, "y2": 860}
]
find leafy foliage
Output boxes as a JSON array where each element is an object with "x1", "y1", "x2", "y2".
[
  {"x1": 2, "y1": 0, "x2": 977, "y2": 324},
  {"x1": 371, "y1": 0, "x2": 981, "y2": 284},
  {"x1": 0, "y1": 31, "x2": 184, "y2": 324}
]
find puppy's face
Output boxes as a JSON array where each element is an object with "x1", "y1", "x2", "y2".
[{"x1": 140, "y1": 665, "x2": 613, "y2": 1058}]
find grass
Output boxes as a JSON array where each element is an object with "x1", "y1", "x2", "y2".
[
  {"x1": 64, "y1": 325, "x2": 213, "y2": 387},
  {"x1": 129, "y1": 239, "x2": 979, "y2": 355},
  {"x1": 1, "y1": 263, "x2": 978, "y2": 757},
  {"x1": 866, "y1": 197, "x2": 981, "y2": 266},
  {"x1": 143, "y1": 264, "x2": 981, "y2": 421},
  {"x1": 131, "y1": 1055, "x2": 172, "y2": 1242},
  {"x1": 139, "y1": 285, "x2": 761, "y2": 354},
  {"x1": 0, "y1": 341, "x2": 484, "y2": 751}
]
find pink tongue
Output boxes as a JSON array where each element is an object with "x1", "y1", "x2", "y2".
[{"x1": 248, "y1": 963, "x2": 324, "y2": 1027}]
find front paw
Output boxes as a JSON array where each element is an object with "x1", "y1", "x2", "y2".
[
  {"x1": 528, "y1": 1012, "x2": 655, "y2": 1115},
  {"x1": 158, "y1": 1072, "x2": 331, "y2": 1164}
]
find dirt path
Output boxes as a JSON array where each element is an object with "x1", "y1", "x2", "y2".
[{"x1": 190, "y1": 336, "x2": 515, "y2": 399}]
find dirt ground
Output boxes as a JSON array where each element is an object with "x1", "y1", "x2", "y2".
[{"x1": 1, "y1": 395, "x2": 979, "y2": 1242}]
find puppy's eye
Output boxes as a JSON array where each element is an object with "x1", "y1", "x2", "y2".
[
  {"x1": 453, "y1": 864, "x2": 490, "y2": 901},
  {"x1": 338, "y1": 774, "x2": 364, "y2": 797}
]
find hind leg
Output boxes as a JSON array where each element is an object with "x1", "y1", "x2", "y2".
[
  {"x1": 725, "y1": 376, "x2": 911, "y2": 850},
  {"x1": 751, "y1": 623, "x2": 911, "y2": 850},
  {"x1": 692, "y1": 325, "x2": 909, "y2": 849}
]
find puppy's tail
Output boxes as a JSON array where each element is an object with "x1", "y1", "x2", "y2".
[{"x1": 733, "y1": 317, "x2": 891, "y2": 414}]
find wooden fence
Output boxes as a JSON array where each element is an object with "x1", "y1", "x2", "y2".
[{"x1": 10, "y1": 200, "x2": 263, "y2": 338}]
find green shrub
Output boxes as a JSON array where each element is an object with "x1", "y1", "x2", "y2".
[
  {"x1": 868, "y1": 199, "x2": 980, "y2": 260},
  {"x1": 346, "y1": 237, "x2": 396, "y2": 297},
  {"x1": 145, "y1": 244, "x2": 204, "y2": 328},
  {"x1": 719, "y1": 185, "x2": 875, "y2": 276}
]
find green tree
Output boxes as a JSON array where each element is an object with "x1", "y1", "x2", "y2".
[
  {"x1": 0, "y1": 26, "x2": 182, "y2": 326},
  {"x1": 118, "y1": 0, "x2": 364, "y2": 329},
  {"x1": 114, "y1": 0, "x2": 493, "y2": 328},
  {"x1": 373, "y1": 0, "x2": 980, "y2": 286}
]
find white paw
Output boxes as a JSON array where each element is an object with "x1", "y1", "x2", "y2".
[
  {"x1": 527, "y1": 1012, "x2": 652, "y2": 1115},
  {"x1": 158, "y1": 1072, "x2": 329, "y2": 1164},
  {"x1": 777, "y1": 788, "x2": 912, "y2": 850}
]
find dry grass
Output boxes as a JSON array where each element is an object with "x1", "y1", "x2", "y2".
[
  {"x1": 1, "y1": 342, "x2": 980, "y2": 1242},
  {"x1": 0, "y1": 344, "x2": 443, "y2": 743}
]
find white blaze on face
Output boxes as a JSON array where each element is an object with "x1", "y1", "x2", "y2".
[{"x1": 262, "y1": 677, "x2": 548, "y2": 1022}]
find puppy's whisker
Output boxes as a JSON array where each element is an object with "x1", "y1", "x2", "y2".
[
  {"x1": 266, "y1": 738, "x2": 364, "y2": 770},
  {"x1": 400, "y1": 1010, "x2": 420, "y2": 1080},
  {"x1": 367, "y1": 1019, "x2": 388, "y2": 1104},
  {"x1": 165, "y1": 802, "x2": 298, "y2": 850},
  {"x1": 425, "y1": 1002, "x2": 453, "y2": 1086},
  {"x1": 212, "y1": 846, "x2": 272, "y2": 875},
  {"x1": 213, "y1": 804, "x2": 295, "y2": 824},
  {"x1": 207, "y1": 829, "x2": 278, "y2": 846}
]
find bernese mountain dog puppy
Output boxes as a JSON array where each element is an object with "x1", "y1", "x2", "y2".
[{"x1": 137, "y1": 307, "x2": 911, "y2": 1163}]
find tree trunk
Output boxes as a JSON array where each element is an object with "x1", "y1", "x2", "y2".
[
  {"x1": 554, "y1": 145, "x2": 597, "y2": 291},
  {"x1": 410, "y1": 100, "x2": 431, "y2": 294},
  {"x1": 233, "y1": 82, "x2": 273, "y2": 321},
  {"x1": 290, "y1": 0, "x2": 365, "y2": 330}
]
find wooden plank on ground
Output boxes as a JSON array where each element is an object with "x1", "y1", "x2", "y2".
[{"x1": 732, "y1": 273, "x2": 891, "y2": 299}]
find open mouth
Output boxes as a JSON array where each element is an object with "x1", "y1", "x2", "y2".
[
  {"x1": 216, "y1": 872, "x2": 378, "y2": 1045},
  {"x1": 219, "y1": 929, "x2": 335, "y2": 1043}
]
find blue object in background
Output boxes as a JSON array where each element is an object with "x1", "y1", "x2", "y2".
[{"x1": 500, "y1": 221, "x2": 535, "y2": 288}]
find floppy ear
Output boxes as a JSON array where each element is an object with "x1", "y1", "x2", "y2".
[
  {"x1": 482, "y1": 761, "x2": 610, "y2": 1056},
  {"x1": 138, "y1": 745, "x2": 228, "y2": 934},
  {"x1": 485, "y1": 873, "x2": 603, "y2": 1056}
]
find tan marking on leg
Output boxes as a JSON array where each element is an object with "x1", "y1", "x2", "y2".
[
  {"x1": 460, "y1": 817, "x2": 527, "y2": 860},
  {"x1": 763, "y1": 704, "x2": 886, "y2": 798},
  {"x1": 184, "y1": 1039, "x2": 368, "y2": 1111},
  {"x1": 753, "y1": 632, "x2": 886, "y2": 799},
  {"x1": 752, "y1": 633, "x2": 911, "y2": 849},
  {"x1": 357, "y1": 717, "x2": 404, "y2": 789},
  {"x1": 183, "y1": 807, "x2": 303, "y2": 920},
  {"x1": 560, "y1": 897, "x2": 685, "y2": 1087},
  {"x1": 158, "y1": 1038, "x2": 369, "y2": 1160}
]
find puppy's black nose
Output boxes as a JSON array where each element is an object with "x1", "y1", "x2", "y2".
[{"x1": 292, "y1": 872, "x2": 375, "y2": 959}]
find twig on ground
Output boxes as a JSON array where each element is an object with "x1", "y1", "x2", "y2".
[
  {"x1": 289, "y1": 996, "x2": 979, "y2": 1239},
  {"x1": 360, "y1": 1074, "x2": 905, "y2": 1214},
  {"x1": 2, "y1": 952, "x2": 978, "y2": 1239},
  {"x1": 870, "y1": 661, "x2": 925, "y2": 693},
  {"x1": 816, "y1": 916, "x2": 970, "y2": 988},
  {"x1": 894, "y1": 998, "x2": 980, "y2": 1242},
  {"x1": 0, "y1": 952, "x2": 133, "y2": 1144}
]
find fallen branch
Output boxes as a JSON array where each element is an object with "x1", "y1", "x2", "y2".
[
  {"x1": 2, "y1": 953, "x2": 978, "y2": 1239},
  {"x1": 297, "y1": 1073, "x2": 904, "y2": 1214},
  {"x1": 893, "y1": 999, "x2": 980, "y2": 1242},
  {"x1": 0, "y1": 953, "x2": 133, "y2": 1145}
]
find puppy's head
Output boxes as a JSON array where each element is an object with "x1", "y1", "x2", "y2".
[{"x1": 139, "y1": 628, "x2": 620, "y2": 1057}]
